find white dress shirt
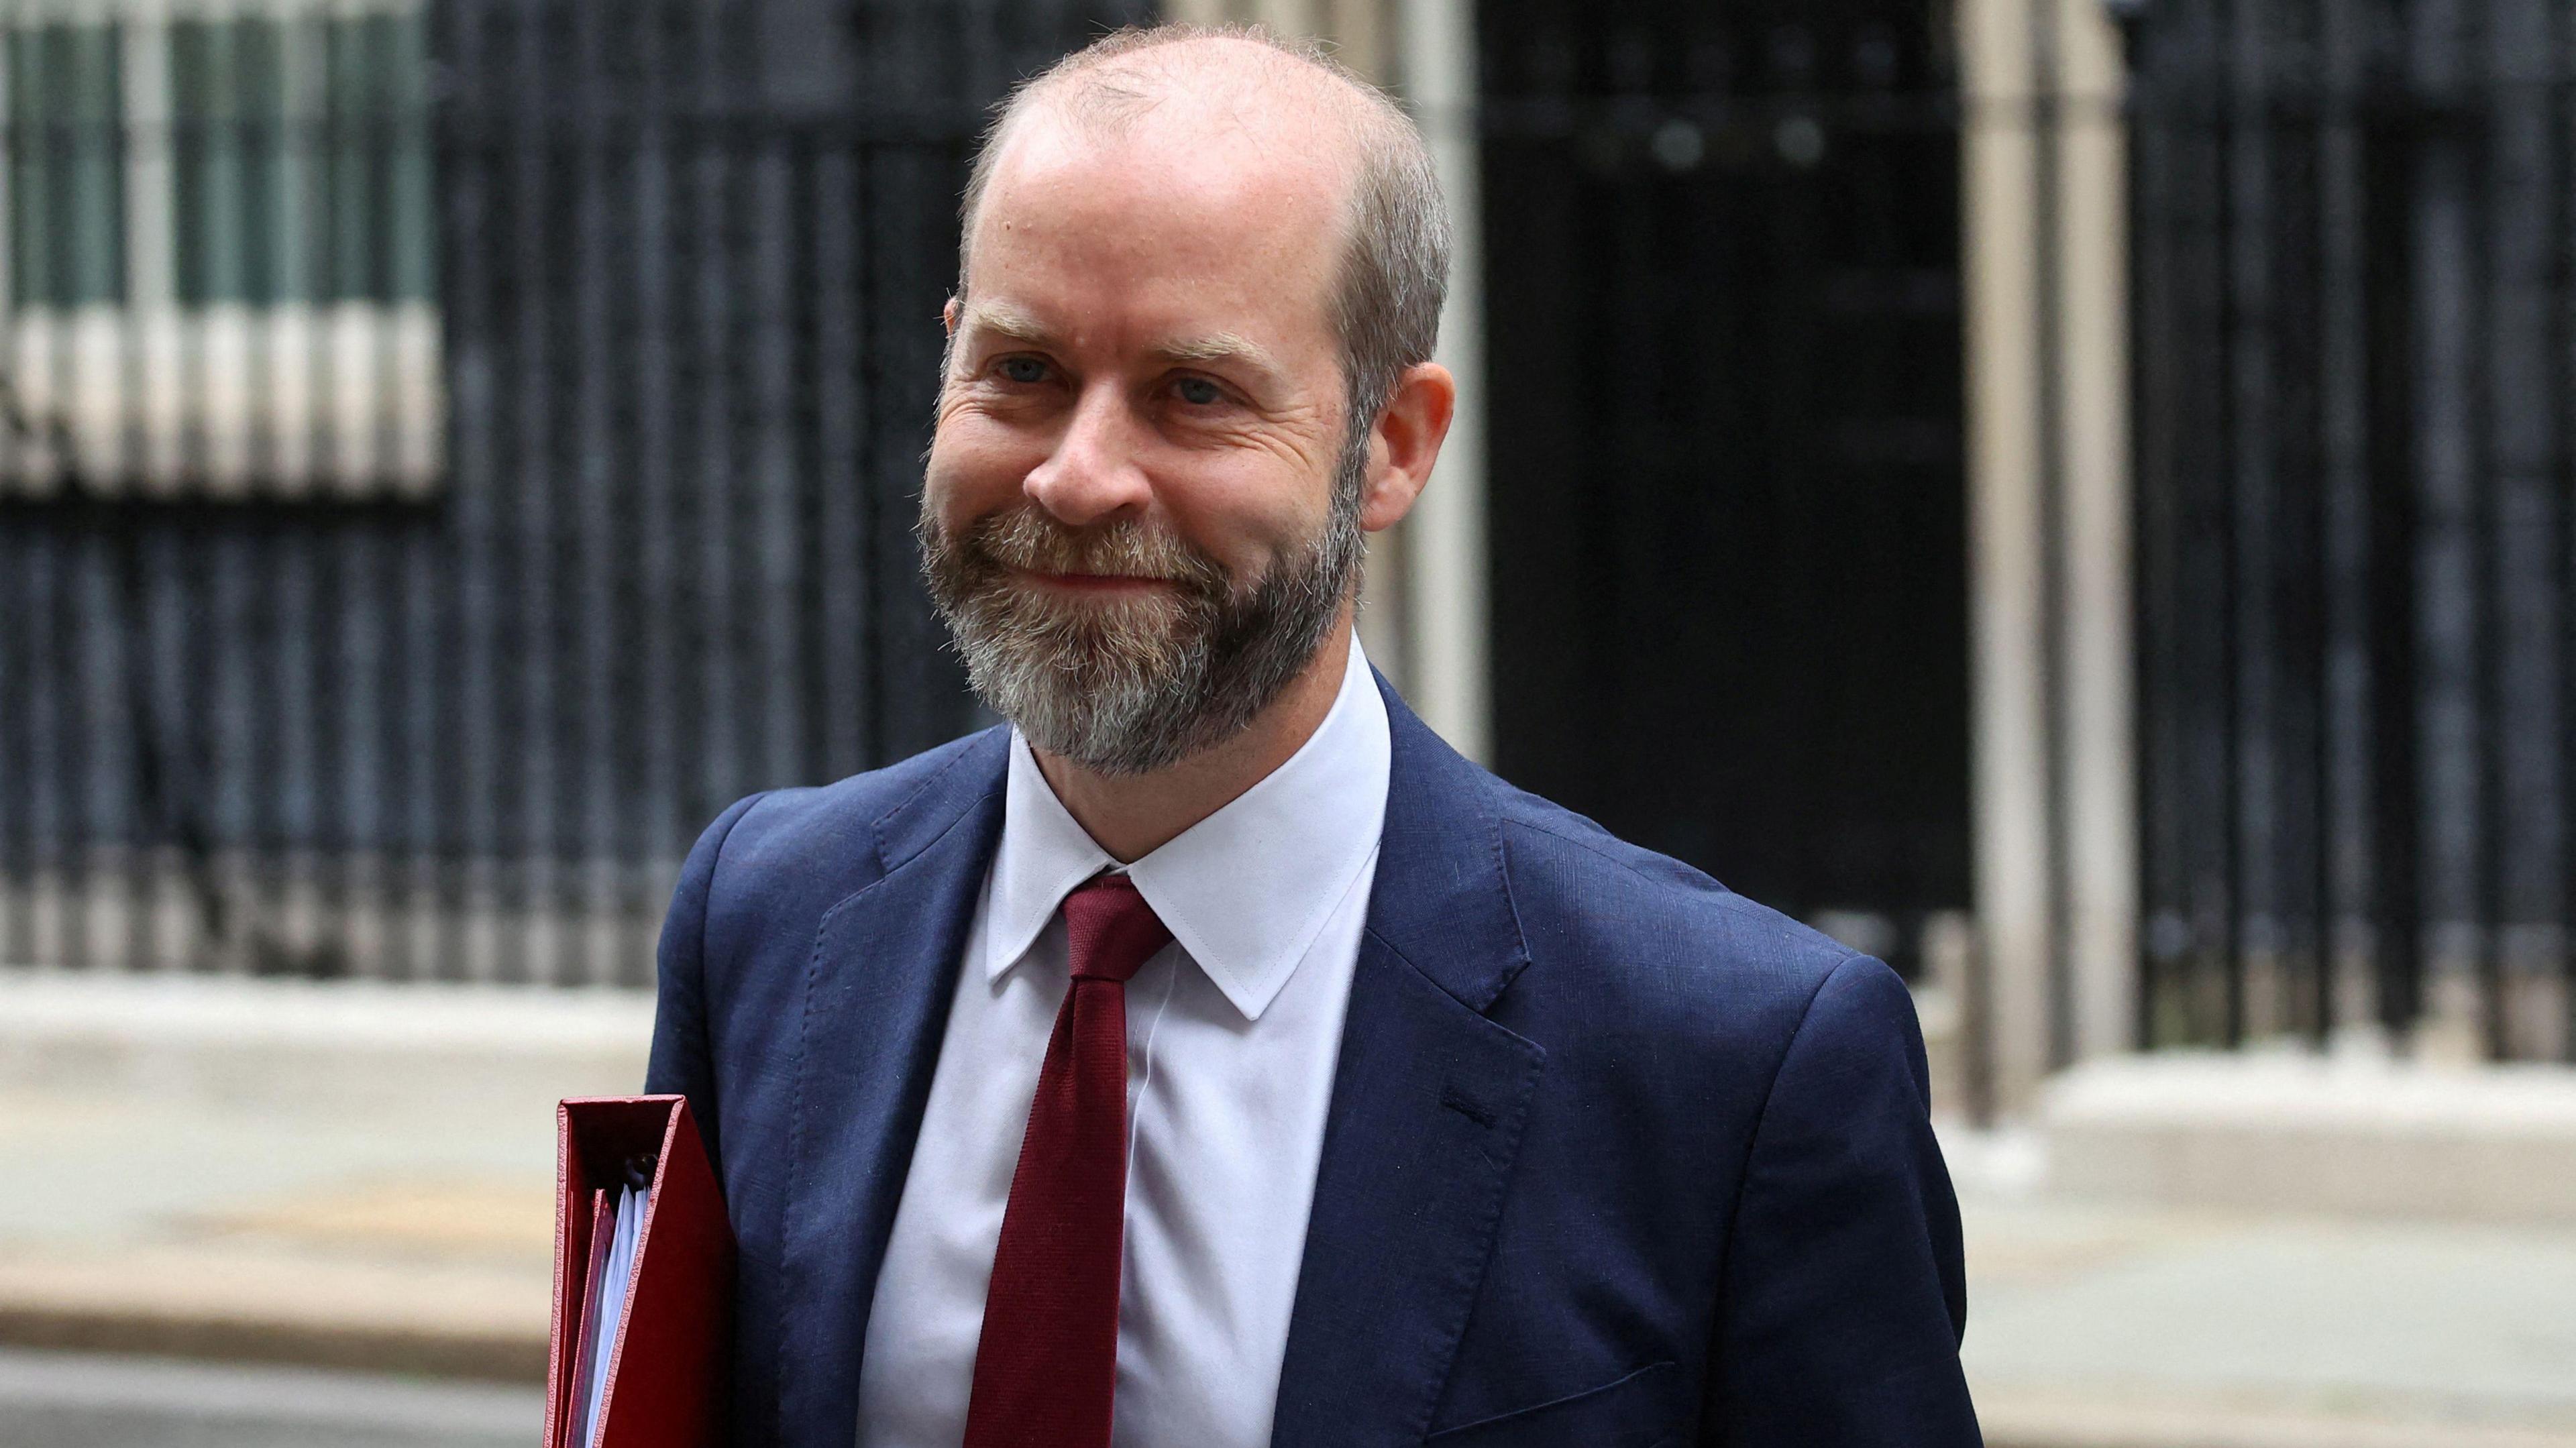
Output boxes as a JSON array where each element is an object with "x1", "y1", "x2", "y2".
[{"x1": 855, "y1": 636, "x2": 1391, "y2": 1448}]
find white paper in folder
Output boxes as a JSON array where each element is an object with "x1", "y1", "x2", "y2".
[{"x1": 574, "y1": 1180, "x2": 649, "y2": 1448}]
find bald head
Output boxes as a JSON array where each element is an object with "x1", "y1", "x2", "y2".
[
  {"x1": 1005, "y1": 30, "x2": 1370, "y2": 149},
  {"x1": 957, "y1": 25, "x2": 1449, "y2": 434}
]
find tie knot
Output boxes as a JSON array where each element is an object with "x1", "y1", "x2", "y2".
[{"x1": 1062, "y1": 874, "x2": 1171, "y2": 985}]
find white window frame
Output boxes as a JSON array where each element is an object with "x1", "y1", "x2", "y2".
[{"x1": 0, "y1": 0, "x2": 440, "y2": 500}]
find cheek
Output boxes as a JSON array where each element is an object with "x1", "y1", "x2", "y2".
[
  {"x1": 925, "y1": 416, "x2": 1038, "y2": 520},
  {"x1": 1153, "y1": 464, "x2": 1335, "y2": 576}
]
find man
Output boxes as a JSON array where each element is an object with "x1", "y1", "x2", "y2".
[{"x1": 647, "y1": 23, "x2": 1977, "y2": 1448}]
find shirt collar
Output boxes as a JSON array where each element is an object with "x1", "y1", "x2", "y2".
[{"x1": 982, "y1": 636, "x2": 1391, "y2": 1021}]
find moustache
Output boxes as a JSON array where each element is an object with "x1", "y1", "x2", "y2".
[{"x1": 959, "y1": 508, "x2": 1230, "y2": 596}]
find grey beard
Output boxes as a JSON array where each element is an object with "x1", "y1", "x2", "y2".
[{"x1": 919, "y1": 432, "x2": 1367, "y2": 776}]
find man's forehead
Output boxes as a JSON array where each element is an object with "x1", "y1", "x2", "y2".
[
  {"x1": 963, "y1": 117, "x2": 1349, "y2": 353},
  {"x1": 989, "y1": 98, "x2": 1350, "y2": 225},
  {"x1": 973, "y1": 46, "x2": 1362, "y2": 257},
  {"x1": 957, "y1": 42, "x2": 1369, "y2": 367}
]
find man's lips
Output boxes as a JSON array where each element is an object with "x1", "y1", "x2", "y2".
[{"x1": 1008, "y1": 566, "x2": 1178, "y2": 594}]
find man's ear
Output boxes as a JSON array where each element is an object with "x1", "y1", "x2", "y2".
[{"x1": 1358, "y1": 361, "x2": 1457, "y2": 533}]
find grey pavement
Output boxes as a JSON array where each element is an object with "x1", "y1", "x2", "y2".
[
  {"x1": 0, "y1": 973, "x2": 644, "y2": 1381},
  {"x1": 0, "y1": 1347, "x2": 539, "y2": 1448},
  {"x1": 1959, "y1": 1186, "x2": 2576, "y2": 1447}
]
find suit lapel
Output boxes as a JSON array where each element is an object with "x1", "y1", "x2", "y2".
[
  {"x1": 1269, "y1": 681, "x2": 1548, "y2": 1448},
  {"x1": 766, "y1": 693, "x2": 1543, "y2": 1446},
  {"x1": 777, "y1": 732, "x2": 1008, "y2": 1445}
]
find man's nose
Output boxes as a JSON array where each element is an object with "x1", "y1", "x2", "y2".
[{"x1": 1023, "y1": 385, "x2": 1150, "y2": 528}]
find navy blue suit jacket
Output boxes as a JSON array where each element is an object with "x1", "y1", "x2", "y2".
[{"x1": 646, "y1": 677, "x2": 1978, "y2": 1447}]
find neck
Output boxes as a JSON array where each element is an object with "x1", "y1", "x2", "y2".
[{"x1": 1032, "y1": 614, "x2": 1356, "y2": 862}]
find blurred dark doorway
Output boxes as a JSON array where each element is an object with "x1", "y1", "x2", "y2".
[{"x1": 1479, "y1": 0, "x2": 1971, "y2": 972}]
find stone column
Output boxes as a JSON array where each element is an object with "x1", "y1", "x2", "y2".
[{"x1": 1960, "y1": 0, "x2": 2137, "y2": 1115}]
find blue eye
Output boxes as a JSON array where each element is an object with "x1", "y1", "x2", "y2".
[
  {"x1": 999, "y1": 357, "x2": 1049, "y2": 384},
  {"x1": 1174, "y1": 376, "x2": 1222, "y2": 406}
]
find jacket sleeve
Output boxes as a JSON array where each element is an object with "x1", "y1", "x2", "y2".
[
  {"x1": 643, "y1": 791, "x2": 767, "y2": 1180},
  {"x1": 1702, "y1": 953, "x2": 1980, "y2": 1446}
]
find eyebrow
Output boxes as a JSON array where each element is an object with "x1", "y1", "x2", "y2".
[
  {"x1": 957, "y1": 300, "x2": 1056, "y2": 349},
  {"x1": 956, "y1": 301, "x2": 1288, "y2": 385},
  {"x1": 1152, "y1": 331, "x2": 1282, "y2": 378}
]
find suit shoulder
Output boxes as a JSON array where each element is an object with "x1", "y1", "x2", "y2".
[
  {"x1": 702, "y1": 726, "x2": 1007, "y2": 909},
  {"x1": 1491, "y1": 779, "x2": 1862, "y2": 1012}
]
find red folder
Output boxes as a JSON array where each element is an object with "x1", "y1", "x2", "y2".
[{"x1": 544, "y1": 1095, "x2": 734, "y2": 1448}]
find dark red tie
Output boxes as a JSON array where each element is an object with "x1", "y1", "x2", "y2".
[{"x1": 962, "y1": 873, "x2": 1172, "y2": 1448}]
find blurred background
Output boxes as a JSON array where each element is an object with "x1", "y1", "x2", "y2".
[{"x1": 1, "y1": 0, "x2": 2573, "y2": 1443}]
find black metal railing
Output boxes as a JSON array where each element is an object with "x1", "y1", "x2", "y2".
[
  {"x1": 2129, "y1": 0, "x2": 2576, "y2": 1060},
  {"x1": 0, "y1": 0, "x2": 1142, "y2": 985},
  {"x1": 1477, "y1": 0, "x2": 1973, "y2": 985},
  {"x1": 12, "y1": 0, "x2": 2569, "y2": 1062}
]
